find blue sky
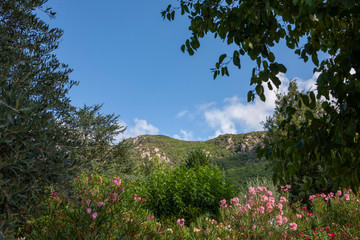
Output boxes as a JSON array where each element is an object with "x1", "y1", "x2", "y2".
[{"x1": 45, "y1": 0, "x2": 323, "y2": 141}]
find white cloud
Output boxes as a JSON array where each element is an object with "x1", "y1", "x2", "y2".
[
  {"x1": 116, "y1": 118, "x2": 159, "y2": 141},
  {"x1": 173, "y1": 129, "x2": 194, "y2": 141},
  {"x1": 202, "y1": 73, "x2": 319, "y2": 138},
  {"x1": 176, "y1": 110, "x2": 189, "y2": 118}
]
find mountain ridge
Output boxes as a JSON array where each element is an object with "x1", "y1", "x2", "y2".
[{"x1": 126, "y1": 131, "x2": 272, "y2": 187}]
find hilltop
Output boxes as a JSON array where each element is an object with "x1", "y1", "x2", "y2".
[{"x1": 126, "y1": 131, "x2": 272, "y2": 188}]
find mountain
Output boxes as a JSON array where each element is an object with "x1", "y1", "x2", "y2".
[{"x1": 127, "y1": 131, "x2": 273, "y2": 188}]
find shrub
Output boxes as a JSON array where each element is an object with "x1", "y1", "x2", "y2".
[
  {"x1": 135, "y1": 164, "x2": 235, "y2": 223},
  {"x1": 23, "y1": 173, "x2": 160, "y2": 239}
]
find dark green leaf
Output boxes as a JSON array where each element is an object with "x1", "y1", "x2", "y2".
[{"x1": 219, "y1": 54, "x2": 227, "y2": 64}]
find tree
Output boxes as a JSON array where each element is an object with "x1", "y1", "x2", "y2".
[
  {"x1": 0, "y1": 0, "x2": 78, "y2": 235},
  {"x1": 68, "y1": 104, "x2": 133, "y2": 177},
  {"x1": 261, "y1": 80, "x2": 328, "y2": 202},
  {"x1": 162, "y1": 0, "x2": 360, "y2": 191},
  {"x1": 185, "y1": 148, "x2": 212, "y2": 169}
]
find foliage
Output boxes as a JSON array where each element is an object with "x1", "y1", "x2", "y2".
[
  {"x1": 260, "y1": 80, "x2": 328, "y2": 202},
  {"x1": 215, "y1": 153, "x2": 272, "y2": 188},
  {"x1": 185, "y1": 148, "x2": 212, "y2": 169},
  {"x1": 68, "y1": 104, "x2": 133, "y2": 177},
  {"x1": 128, "y1": 132, "x2": 264, "y2": 166},
  {"x1": 162, "y1": 0, "x2": 360, "y2": 192},
  {"x1": 23, "y1": 173, "x2": 161, "y2": 239},
  {"x1": 128, "y1": 132, "x2": 268, "y2": 188},
  {"x1": 135, "y1": 164, "x2": 236, "y2": 223},
  {"x1": 20, "y1": 176, "x2": 360, "y2": 239},
  {"x1": 0, "y1": 0, "x2": 78, "y2": 235},
  {"x1": 135, "y1": 156, "x2": 168, "y2": 177}
]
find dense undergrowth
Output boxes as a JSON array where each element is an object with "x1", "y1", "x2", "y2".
[{"x1": 18, "y1": 171, "x2": 360, "y2": 240}]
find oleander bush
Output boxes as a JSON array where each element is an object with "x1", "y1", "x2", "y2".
[{"x1": 20, "y1": 173, "x2": 360, "y2": 239}]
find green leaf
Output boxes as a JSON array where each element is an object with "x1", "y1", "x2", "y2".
[
  {"x1": 301, "y1": 94, "x2": 310, "y2": 107},
  {"x1": 309, "y1": 91, "x2": 316, "y2": 109},
  {"x1": 219, "y1": 54, "x2": 227, "y2": 64},
  {"x1": 268, "y1": 52, "x2": 275, "y2": 62},
  {"x1": 277, "y1": 64, "x2": 287, "y2": 73},
  {"x1": 233, "y1": 50, "x2": 241, "y2": 69},
  {"x1": 305, "y1": 110, "x2": 314, "y2": 120},
  {"x1": 312, "y1": 54, "x2": 319, "y2": 66},
  {"x1": 247, "y1": 91, "x2": 255, "y2": 102},
  {"x1": 181, "y1": 44, "x2": 185, "y2": 53},
  {"x1": 271, "y1": 76, "x2": 281, "y2": 88}
]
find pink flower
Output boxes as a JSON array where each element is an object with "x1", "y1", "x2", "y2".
[
  {"x1": 99, "y1": 176, "x2": 103, "y2": 185},
  {"x1": 296, "y1": 214, "x2": 303, "y2": 219},
  {"x1": 258, "y1": 206, "x2": 265, "y2": 214},
  {"x1": 91, "y1": 212, "x2": 97, "y2": 220},
  {"x1": 87, "y1": 199, "x2": 91, "y2": 206},
  {"x1": 344, "y1": 194, "x2": 350, "y2": 201},
  {"x1": 266, "y1": 190, "x2": 273, "y2": 196},
  {"x1": 230, "y1": 197, "x2": 239, "y2": 205},
  {"x1": 87, "y1": 208, "x2": 91, "y2": 214},
  {"x1": 97, "y1": 202, "x2": 105, "y2": 207},
  {"x1": 289, "y1": 223, "x2": 297, "y2": 231},
  {"x1": 177, "y1": 218, "x2": 185, "y2": 227},
  {"x1": 249, "y1": 187, "x2": 256, "y2": 195},
  {"x1": 285, "y1": 184, "x2": 291, "y2": 189},
  {"x1": 276, "y1": 215, "x2": 283, "y2": 225},
  {"x1": 113, "y1": 177, "x2": 121, "y2": 186},
  {"x1": 252, "y1": 225, "x2": 256, "y2": 229},
  {"x1": 111, "y1": 193, "x2": 118, "y2": 201},
  {"x1": 283, "y1": 217, "x2": 288, "y2": 223},
  {"x1": 277, "y1": 203, "x2": 283, "y2": 210},
  {"x1": 147, "y1": 214, "x2": 154, "y2": 221},
  {"x1": 134, "y1": 194, "x2": 142, "y2": 202},
  {"x1": 337, "y1": 190, "x2": 342, "y2": 196},
  {"x1": 280, "y1": 196, "x2": 287, "y2": 203},
  {"x1": 220, "y1": 199, "x2": 227, "y2": 208}
]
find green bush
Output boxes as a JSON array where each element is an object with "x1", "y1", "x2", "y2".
[
  {"x1": 135, "y1": 164, "x2": 235, "y2": 223},
  {"x1": 24, "y1": 173, "x2": 159, "y2": 240},
  {"x1": 185, "y1": 149, "x2": 212, "y2": 169}
]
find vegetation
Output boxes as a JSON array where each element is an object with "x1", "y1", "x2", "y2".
[
  {"x1": 22, "y1": 173, "x2": 360, "y2": 239},
  {"x1": 128, "y1": 132, "x2": 271, "y2": 188},
  {"x1": 134, "y1": 163, "x2": 235, "y2": 224},
  {"x1": 0, "y1": 0, "x2": 131, "y2": 236},
  {"x1": 2, "y1": 0, "x2": 360, "y2": 238},
  {"x1": 68, "y1": 104, "x2": 133, "y2": 177},
  {"x1": 260, "y1": 80, "x2": 328, "y2": 202},
  {"x1": 162, "y1": 0, "x2": 360, "y2": 192},
  {"x1": 0, "y1": 0, "x2": 78, "y2": 234}
]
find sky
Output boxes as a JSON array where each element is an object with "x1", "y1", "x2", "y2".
[{"x1": 43, "y1": 0, "x2": 324, "y2": 141}]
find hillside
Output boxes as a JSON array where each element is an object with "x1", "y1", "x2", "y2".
[{"x1": 127, "y1": 131, "x2": 273, "y2": 188}]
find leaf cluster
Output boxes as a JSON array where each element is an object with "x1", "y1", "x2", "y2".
[{"x1": 163, "y1": 0, "x2": 360, "y2": 192}]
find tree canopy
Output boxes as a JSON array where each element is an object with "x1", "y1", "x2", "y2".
[
  {"x1": 162, "y1": 0, "x2": 360, "y2": 191},
  {"x1": 0, "y1": 0, "x2": 131, "y2": 235}
]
